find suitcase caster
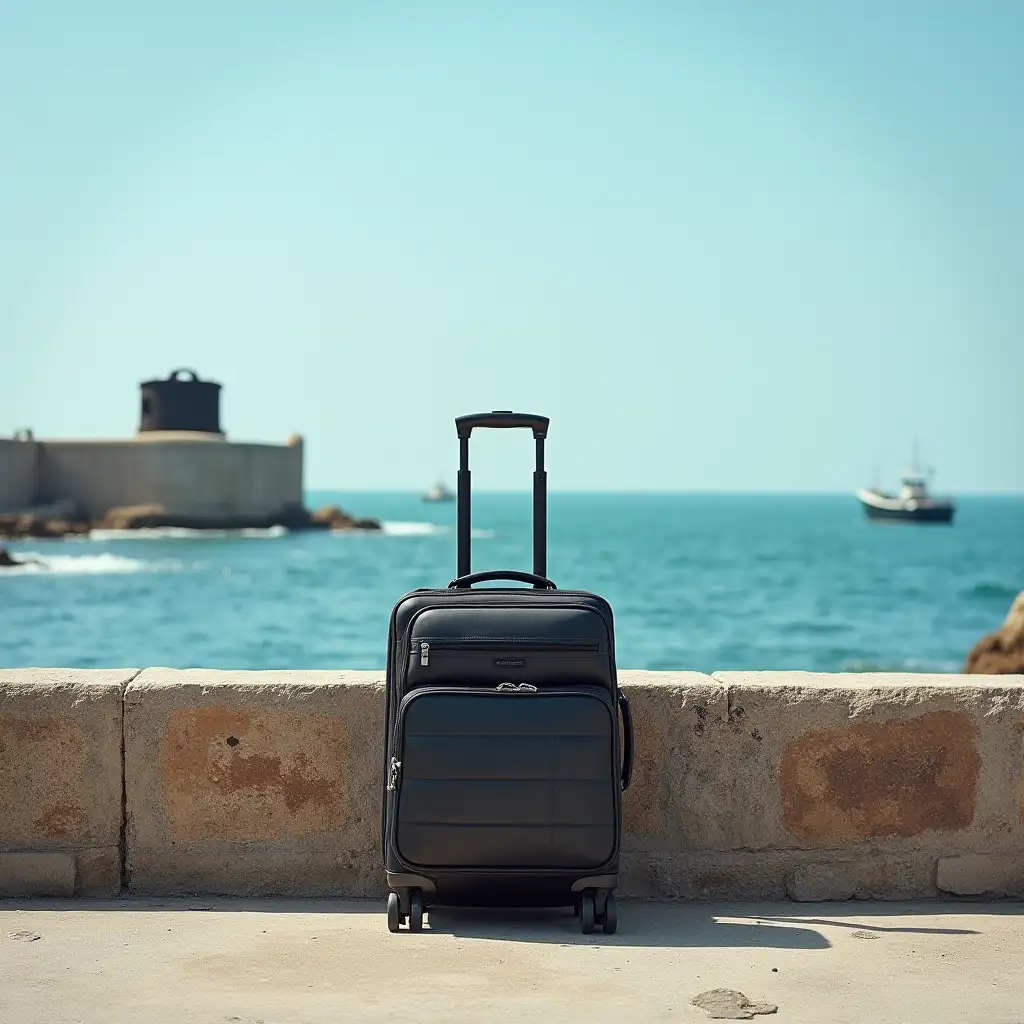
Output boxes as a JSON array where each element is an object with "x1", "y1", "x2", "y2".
[
  {"x1": 387, "y1": 891, "x2": 403, "y2": 932},
  {"x1": 601, "y1": 892, "x2": 617, "y2": 935},
  {"x1": 578, "y1": 890, "x2": 617, "y2": 935},
  {"x1": 408, "y1": 889, "x2": 424, "y2": 932},
  {"x1": 387, "y1": 888, "x2": 425, "y2": 933}
]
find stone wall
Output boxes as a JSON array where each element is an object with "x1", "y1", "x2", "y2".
[
  {"x1": 26, "y1": 435, "x2": 303, "y2": 519},
  {"x1": 0, "y1": 670, "x2": 129, "y2": 897},
  {"x1": 3, "y1": 668, "x2": 1023, "y2": 900},
  {"x1": 0, "y1": 438, "x2": 37, "y2": 511}
]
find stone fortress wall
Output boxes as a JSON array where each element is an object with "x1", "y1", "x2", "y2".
[{"x1": 0, "y1": 370, "x2": 304, "y2": 525}]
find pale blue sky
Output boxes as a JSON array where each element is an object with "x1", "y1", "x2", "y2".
[{"x1": 2, "y1": 1, "x2": 1022, "y2": 491}]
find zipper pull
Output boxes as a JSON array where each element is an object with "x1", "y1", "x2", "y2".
[
  {"x1": 518, "y1": 683, "x2": 538, "y2": 692},
  {"x1": 387, "y1": 756, "x2": 402, "y2": 792},
  {"x1": 497, "y1": 682, "x2": 516, "y2": 691},
  {"x1": 420, "y1": 641, "x2": 429, "y2": 667}
]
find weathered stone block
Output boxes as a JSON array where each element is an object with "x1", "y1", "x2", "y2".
[
  {"x1": 619, "y1": 673, "x2": 724, "y2": 848},
  {"x1": 712, "y1": 673, "x2": 1024, "y2": 854},
  {"x1": 125, "y1": 669, "x2": 386, "y2": 896},
  {"x1": 77, "y1": 846, "x2": 122, "y2": 895},
  {"x1": 936, "y1": 854, "x2": 1024, "y2": 897},
  {"x1": 780, "y1": 711, "x2": 979, "y2": 842},
  {"x1": 0, "y1": 669, "x2": 128, "y2": 896},
  {"x1": 620, "y1": 850, "x2": 791, "y2": 901},
  {"x1": 786, "y1": 856, "x2": 937, "y2": 901},
  {"x1": 0, "y1": 852, "x2": 76, "y2": 897}
]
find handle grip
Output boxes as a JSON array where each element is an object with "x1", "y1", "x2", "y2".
[
  {"x1": 619, "y1": 694, "x2": 634, "y2": 791},
  {"x1": 456, "y1": 411, "x2": 549, "y2": 439},
  {"x1": 448, "y1": 570, "x2": 556, "y2": 590}
]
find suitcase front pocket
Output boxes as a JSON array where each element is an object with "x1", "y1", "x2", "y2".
[{"x1": 390, "y1": 688, "x2": 617, "y2": 872}]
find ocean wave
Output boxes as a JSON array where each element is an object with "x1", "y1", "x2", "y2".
[
  {"x1": 0, "y1": 551, "x2": 168, "y2": 576},
  {"x1": 961, "y1": 582, "x2": 1020, "y2": 602},
  {"x1": 378, "y1": 522, "x2": 494, "y2": 539},
  {"x1": 380, "y1": 521, "x2": 446, "y2": 537},
  {"x1": 89, "y1": 525, "x2": 289, "y2": 541}
]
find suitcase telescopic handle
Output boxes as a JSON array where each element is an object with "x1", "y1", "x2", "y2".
[{"x1": 456, "y1": 410, "x2": 549, "y2": 581}]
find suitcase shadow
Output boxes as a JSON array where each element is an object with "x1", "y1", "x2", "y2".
[{"x1": 424, "y1": 902, "x2": 831, "y2": 948}]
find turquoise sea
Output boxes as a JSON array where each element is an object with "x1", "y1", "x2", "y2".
[{"x1": 2, "y1": 493, "x2": 1022, "y2": 673}]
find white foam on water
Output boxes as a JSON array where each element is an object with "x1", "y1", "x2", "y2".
[
  {"x1": 377, "y1": 522, "x2": 495, "y2": 539},
  {"x1": 0, "y1": 551, "x2": 163, "y2": 576},
  {"x1": 380, "y1": 521, "x2": 446, "y2": 537},
  {"x1": 88, "y1": 525, "x2": 289, "y2": 541}
]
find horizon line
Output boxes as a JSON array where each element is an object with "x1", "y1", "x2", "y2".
[{"x1": 304, "y1": 487, "x2": 1024, "y2": 498}]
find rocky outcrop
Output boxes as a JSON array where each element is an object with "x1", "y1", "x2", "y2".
[
  {"x1": 94, "y1": 505, "x2": 169, "y2": 530},
  {"x1": 0, "y1": 502, "x2": 381, "y2": 537},
  {"x1": 964, "y1": 591, "x2": 1024, "y2": 674},
  {"x1": 307, "y1": 505, "x2": 382, "y2": 532},
  {"x1": 0, "y1": 546, "x2": 47, "y2": 569},
  {"x1": 0, "y1": 513, "x2": 90, "y2": 539}
]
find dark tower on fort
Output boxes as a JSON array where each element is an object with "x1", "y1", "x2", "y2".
[{"x1": 138, "y1": 369, "x2": 224, "y2": 436}]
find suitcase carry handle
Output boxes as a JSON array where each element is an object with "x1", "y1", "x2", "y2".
[
  {"x1": 455, "y1": 411, "x2": 549, "y2": 439},
  {"x1": 456, "y1": 410, "x2": 548, "y2": 580},
  {"x1": 619, "y1": 694, "x2": 634, "y2": 791},
  {"x1": 449, "y1": 570, "x2": 556, "y2": 590}
]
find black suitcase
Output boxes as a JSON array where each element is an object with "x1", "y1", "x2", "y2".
[{"x1": 381, "y1": 411, "x2": 633, "y2": 934}]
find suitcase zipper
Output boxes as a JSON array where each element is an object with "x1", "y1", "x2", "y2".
[
  {"x1": 415, "y1": 638, "x2": 599, "y2": 668},
  {"x1": 387, "y1": 755, "x2": 402, "y2": 792}
]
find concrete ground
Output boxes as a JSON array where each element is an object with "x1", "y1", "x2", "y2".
[{"x1": 1, "y1": 898, "x2": 1021, "y2": 1024}]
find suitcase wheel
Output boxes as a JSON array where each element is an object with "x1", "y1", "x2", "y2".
[
  {"x1": 387, "y1": 891, "x2": 402, "y2": 932},
  {"x1": 578, "y1": 890, "x2": 617, "y2": 935},
  {"x1": 408, "y1": 889, "x2": 424, "y2": 932},
  {"x1": 579, "y1": 891, "x2": 595, "y2": 934},
  {"x1": 387, "y1": 888, "x2": 424, "y2": 933},
  {"x1": 601, "y1": 892, "x2": 618, "y2": 935}
]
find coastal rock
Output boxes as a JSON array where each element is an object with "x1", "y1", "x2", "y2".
[
  {"x1": 0, "y1": 514, "x2": 89, "y2": 540},
  {"x1": 95, "y1": 504, "x2": 168, "y2": 530},
  {"x1": 964, "y1": 591, "x2": 1024, "y2": 674},
  {"x1": 308, "y1": 505, "x2": 382, "y2": 532},
  {"x1": 310, "y1": 505, "x2": 351, "y2": 530},
  {"x1": 350, "y1": 517, "x2": 382, "y2": 532},
  {"x1": 0, "y1": 502, "x2": 381, "y2": 536}
]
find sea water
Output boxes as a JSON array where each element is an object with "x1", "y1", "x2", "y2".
[{"x1": 2, "y1": 492, "x2": 1021, "y2": 673}]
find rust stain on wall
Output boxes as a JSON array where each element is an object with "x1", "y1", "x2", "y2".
[
  {"x1": 780, "y1": 711, "x2": 980, "y2": 843},
  {"x1": 0, "y1": 715, "x2": 88, "y2": 845},
  {"x1": 160, "y1": 707, "x2": 349, "y2": 842},
  {"x1": 33, "y1": 804, "x2": 87, "y2": 838}
]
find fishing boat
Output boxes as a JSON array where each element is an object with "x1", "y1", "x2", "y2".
[
  {"x1": 857, "y1": 452, "x2": 955, "y2": 523},
  {"x1": 421, "y1": 480, "x2": 455, "y2": 503}
]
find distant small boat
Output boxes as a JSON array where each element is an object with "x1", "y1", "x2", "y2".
[
  {"x1": 421, "y1": 481, "x2": 455, "y2": 503},
  {"x1": 857, "y1": 454, "x2": 955, "y2": 524}
]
